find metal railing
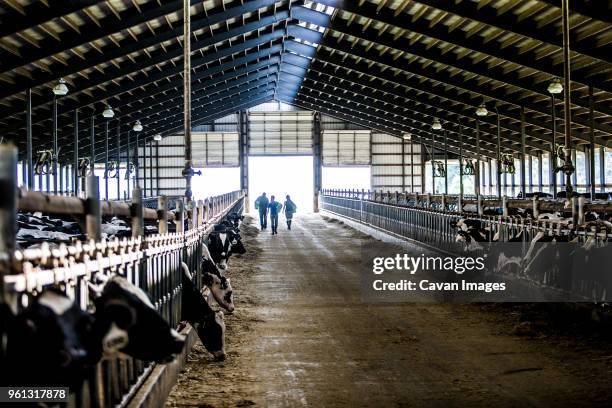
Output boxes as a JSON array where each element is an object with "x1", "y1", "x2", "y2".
[
  {"x1": 322, "y1": 189, "x2": 612, "y2": 225},
  {"x1": 321, "y1": 189, "x2": 611, "y2": 299},
  {"x1": 0, "y1": 145, "x2": 245, "y2": 407},
  {"x1": 321, "y1": 189, "x2": 612, "y2": 245}
]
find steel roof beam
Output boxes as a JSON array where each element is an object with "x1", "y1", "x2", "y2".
[
  {"x1": 0, "y1": 0, "x2": 105, "y2": 39},
  {"x1": 315, "y1": 35, "x2": 609, "y2": 140},
  {"x1": 308, "y1": 0, "x2": 612, "y2": 83},
  {"x1": 537, "y1": 0, "x2": 612, "y2": 24},
  {"x1": 0, "y1": 0, "x2": 283, "y2": 74},
  {"x1": 295, "y1": 5, "x2": 612, "y2": 108},
  {"x1": 10, "y1": 59, "x2": 282, "y2": 144},
  {"x1": 276, "y1": 92, "x2": 487, "y2": 160},
  {"x1": 0, "y1": 33, "x2": 287, "y2": 133},
  {"x1": 289, "y1": 84, "x2": 527, "y2": 156},
  {"x1": 0, "y1": 8, "x2": 290, "y2": 101},
  {"x1": 295, "y1": 71, "x2": 551, "y2": 153}
]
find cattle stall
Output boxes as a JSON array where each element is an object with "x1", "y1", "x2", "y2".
[
  {"x1": 0, "y1": 145, "x2": 245, "y2": 407},
  {"x1": 321, "y1": 189, "x2": 612, "y2": 301}
]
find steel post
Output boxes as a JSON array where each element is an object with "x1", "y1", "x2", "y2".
[{"x1": 26, "y1": 89, "x2": 34, "y2": 190}]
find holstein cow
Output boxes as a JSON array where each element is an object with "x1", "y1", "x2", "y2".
[
  {"x1": 91, "y1": 276, "x2": 185, "y2": 363},
  {"x1": 2, "y1": 289, "x2": 97, "y2": 389},
  {"x1": 450, "y1": 218, "x2": 491, "y2": 252},
  {"x1": 227, "y1": 212, "x2": 245, "y2": 229},
  {"x1": 207, "y1": 224, "x2": 246, "y2": 270},
  {"x1": 180, "y1": 264, "x2": 226, "y2": 360},
  {"x1": 199, "y1": 245, "x2": 234, "y2": 312}
]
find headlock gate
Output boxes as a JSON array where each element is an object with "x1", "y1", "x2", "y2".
[{"x1": 0, "y1": 145, "x2": 245, "y2": 407}]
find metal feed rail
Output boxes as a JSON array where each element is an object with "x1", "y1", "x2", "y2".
[
  {"x1": 322, "y1": 189, "x2": 612, "y2": 225},
  {"x1": 0, "y1": 144, "x2": 245, "y2": 408},
  {"x1": 321, "y1": 190, "x2": 611, "y2": 300}
]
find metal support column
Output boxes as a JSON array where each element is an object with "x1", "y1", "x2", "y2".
[
  {"x1": 494, "y1": 106, "x2": 502, "y2": 198},
  {"x1": 528, "y1": 155, "x2": 533, "y2": 193},
  {"x1": 126, "y1": 130, "x2": 131, "y2": 199},
  {"x1": 116, "y1": 121, "x2": 121, "y2": 200},
  {"x1": 475, "y1": 120, "x2": 481, "y2": 196},
  {"x1": 26, "y1": 89, "x2": 34, "y2": 190},
  {"x1": 59, "y1": 164, "x2": 63, "y2": 194},
  {"x1": 134, "y1": 131, "x2": 139, "y2": 187},
  {"x1": 0, "y1": 145, "x2": 17, "y2": 292},
  {"x1": 458, "y1": 120, "x2": 464, "y2": 199},
  {"x1": 104, "y1": 121, "x2": 109, "y2": 201},
  {"x1": 149, "y1": 142, "x2": 154, "y2": 197},
  {"x1": 90, "y1": 116, "x2": 95, "y2": 173},
  {"x1": 52, "y1": 95, "x2": 58, "y2": 194},
  {"x1": 487, "y1": 159, "x2": 492, "y2": 196},
  {"x1": 313, "y1": 111, "x2": 323, "y2": 212},
  {"x1": 588, "y1": 86, "x2": 596, "y2": 199},
  {"x1": 182, "y1": 0, "x2": 193, "y2": 203},
  {"x1": 443, "y1": 129, "x2": 448, "y2": 194},
  {"x1": 410, "y1": 141, "x2": 415, "y2": 193},
  {"x1": 401, "y1": 138, "x2": 406, "y2": 191},
  {"x1": 143, "y1": 140, "x2": 147, "y2": 198},
  {"x1": 73, "y1": 110, "x2": 79, "y2": 196},
  {"x1": 562, "y1": 0, "x2": 574, "y2": 195},
  {"x1": 551, "y1": 95, "x2": 557, "y2": 198},
  {"x1": 156, "y1": 140, "x2": 160, "y2": 196},
  {"x1": 538, "y1": 152, "x2": 543, "y2": 192},
  {"x1": 600, "y1": 146, "x2": 605, "y2": 193},
  {"x1": 238, "y1": 109, "x2": 250, "y2": 212},
  {"x1": 520, "y1": 107, "x2": 527, "y2": 196},
  {"x1": 430, "y1": 132, "x2": 435, "y2": 194}
]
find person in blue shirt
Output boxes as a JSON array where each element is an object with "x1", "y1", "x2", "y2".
[
  {"x1": 283, "y1": 195, "x2": 297, "y2": 230},
  {"x1": 268, "y1": 195, "x2": 282, "y2": 235},
  {"x1": 255, "y1": 192, "x2": 269, "y2": 230}
]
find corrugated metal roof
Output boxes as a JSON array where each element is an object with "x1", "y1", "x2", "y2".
[{"x1": 0, "y1": 0, "x2": 610, "y2": 163}]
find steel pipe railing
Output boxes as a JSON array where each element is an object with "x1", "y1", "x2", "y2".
[{"x1": 0, "y1": 146, "x2": 246, "y2": 407}]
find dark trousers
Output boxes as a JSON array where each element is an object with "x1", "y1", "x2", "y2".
[
  {"x1": 271, "y1": 213, "x2": 278, "y2": 232},
  {"x1": 259, "y1": 210, "x2": 268, "y2": 229}
]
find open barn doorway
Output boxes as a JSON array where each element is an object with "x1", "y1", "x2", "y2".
[{"x1": 248, "y1": 156, "x2": 314, "y2": 213}]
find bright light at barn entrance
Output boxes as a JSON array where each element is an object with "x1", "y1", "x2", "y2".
[
  {"x1": 248, "y1": 156, "x2": 314, "y2": 213},
  {"x1": 192, "y1": 167, "x2": 241, "y2": 199}
]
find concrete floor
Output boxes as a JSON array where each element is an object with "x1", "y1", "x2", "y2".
[{"x1": 166, "y1": 214, "x2": 612, "y2": 408}]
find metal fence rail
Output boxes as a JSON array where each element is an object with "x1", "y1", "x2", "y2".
[
  {"x1": 1, "y1": 143, "x2": 246, "y2": 408},
  {"x1": 321, "y1": 190, "x2": 611, "y2": 300}
]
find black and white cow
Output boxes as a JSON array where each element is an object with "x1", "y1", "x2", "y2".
[
  {"x1": 227, "y1": 212, "x2": 245, "y2": 229},
  {"x1": 2, "y1": 289, "x2": 97, "y2": 389},
  {"x1": 191, "y1": 246, "x2": 234, "y2": 312},
  {"x1": 91, "y1": 276, "x2": 185, "y2": 363},
  {"x1": 450, "y1": 218, "x2": 491, "y2": 251},
  {"x1": 207, "y1": 224, "x2": 246, "y2": 269},
  {"x1": 180, "y1": 264, "x2": 226, "y2": 360}
]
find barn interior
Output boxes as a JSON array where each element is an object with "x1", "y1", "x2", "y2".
[{"x1": 1, "y1": 0, "x2": 612, "y2": 406}]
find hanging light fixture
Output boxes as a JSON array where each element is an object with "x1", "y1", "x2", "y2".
[
  {"x1": 432, "y1": 118, "x2": 442, "y2": 130},
  {"x1": 476, "y1": 103, "x2": 488, "y2": 116},
  {"x1": 153, "y1": 134, "x2": 162, "y2": 141},
  {"x1": 133, "y1": 120, "x2": 143, "y2": 132},
  {"x1": 547, "y1": 78, "x2": 563, "y2": 94},
  {"x1": 102, "y1": 105, "x2": 115, "y2": 118},
  {"x1": 402, "y1": 132, "x2": 412, "y2": 140},
  {"x1": 52, "y1": 78, "x2": 69, "y2": 96}
]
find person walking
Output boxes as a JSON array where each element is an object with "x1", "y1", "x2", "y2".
[
  {"x1": 268, "y1": 195, "x2": 282, "y2": 235},
  {"x1": 283, "y1": 195, "x2": 297, "y2": 230},
  {"x1": 255, "y1": 192, "x2": 269, "y2": 230}
]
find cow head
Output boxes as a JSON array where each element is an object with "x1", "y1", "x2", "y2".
[
  {"x1": 180, "y1": 263, "x2": 226, "y2": 360},
  {"x1": 92, "y1": 276, "x2": 185, "y2": 363},
  {"x1": 8, "y1": 288, "x2": 96, "y2": 388},
  {"x1": 202, "y1": 272, "x2": 234, "y2": 313},
  {"x1": 196, "y1": 311, "x2": 226, "y2": 360}
]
